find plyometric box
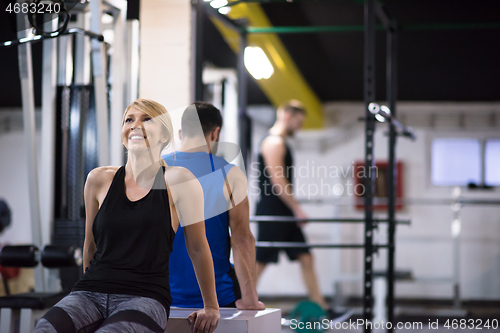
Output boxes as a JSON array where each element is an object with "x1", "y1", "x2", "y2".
[{"x1": 166, "y1": 307, "x2": 281, "y2": 333}]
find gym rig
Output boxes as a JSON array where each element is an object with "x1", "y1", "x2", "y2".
[{"x1": 200, "y1": 1, "x2": 415, "y2": 332}]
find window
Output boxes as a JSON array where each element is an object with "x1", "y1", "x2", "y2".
[
  {"x1": 431, "y1": 138, "x2": 500, "y2": 187},
  {"x1": 485, "y1": 139, "x2": 500, "y2": 186}
]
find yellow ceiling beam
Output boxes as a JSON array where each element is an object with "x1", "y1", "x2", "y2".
[{"x1": 209, "y1": 3, "x2": 324, "y2": 129}]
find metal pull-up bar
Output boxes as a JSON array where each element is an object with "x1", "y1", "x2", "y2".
[{"x1": 1, "y1": 28, "x2": 105, "y2": 48}]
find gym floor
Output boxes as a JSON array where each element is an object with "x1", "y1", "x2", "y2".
[
  {"x1": 265, "y1": 298, "x2": 500, "y2": 333},
  {"x1": 281, "y1": 327, "x2": 500, "y2": 333}
]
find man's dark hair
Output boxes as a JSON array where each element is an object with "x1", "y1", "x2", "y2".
[{"x1": 181, "y1": 102, "x2": 223, "y2": 137}]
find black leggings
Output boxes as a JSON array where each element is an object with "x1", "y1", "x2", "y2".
[{"x1": 33, "y1": 291, "x2": 168, "y2": 333}]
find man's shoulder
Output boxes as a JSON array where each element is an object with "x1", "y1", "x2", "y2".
[
  {"x1": 211, "y1": 155, "x2": 235, "y2": 171},
  {"x1": 262, "y1": 134, "x2": 285, "y2": 145},
  {"x1": 261, "y1": 135, "x2": 286, "y2": 155}
]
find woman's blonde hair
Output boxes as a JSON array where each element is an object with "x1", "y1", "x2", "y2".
[{"x1": 123, "y1": 98, "x2": 174, "y2": 151}]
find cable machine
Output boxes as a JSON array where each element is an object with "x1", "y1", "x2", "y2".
[{"x1": 0, "y1": 1, "x2": 137, "y2": 330}]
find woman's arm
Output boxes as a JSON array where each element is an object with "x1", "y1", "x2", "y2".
[{"x1": 82, "y1": 169, "x2": 100, "y2": 272}]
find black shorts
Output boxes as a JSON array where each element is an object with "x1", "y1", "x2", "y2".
[{"x1": 255, "y1": 204, "x2": 309, "y2": 263}]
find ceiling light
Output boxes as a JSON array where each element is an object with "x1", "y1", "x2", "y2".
[
  {"x1": 218, "y1": 6, "x2": 231, "y2": 15},
  {"x1": 244, "y1": 46, "x2": 274, "y2": 80},
  {"x1": 210, "y1": 0, "x2": 228, "y2": 9}
]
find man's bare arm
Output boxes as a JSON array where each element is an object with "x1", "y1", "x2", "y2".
[{"x1": 225, "y1": 166, "x2": 264, "y2": 310}]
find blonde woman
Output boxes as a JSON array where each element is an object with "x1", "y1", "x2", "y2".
[{"x1": 34, "y1": 99, "x2": 219, "y2": 333}]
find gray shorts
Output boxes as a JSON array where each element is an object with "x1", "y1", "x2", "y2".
[{"x1": 33, "y1": 291, "x2": 168, "y2": 333}]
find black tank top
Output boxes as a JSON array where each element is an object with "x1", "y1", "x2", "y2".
[
  {"x1": 73, "y1": 165, "x2": 175, "y2": 311},
  {"x1": 256, "y1": 135, "x2": 294, "y2": 216}
]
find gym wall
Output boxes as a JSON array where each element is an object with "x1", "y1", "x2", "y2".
[{"x1": 248, "y1": 102, "x2": 500, "y2": 301}]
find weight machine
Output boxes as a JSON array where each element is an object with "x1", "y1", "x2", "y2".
[{"x1": 0, "y1": 1, "x2": 137, "y2": 331}]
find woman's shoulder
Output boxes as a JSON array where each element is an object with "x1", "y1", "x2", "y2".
[{"x1": 86, "y1": 166, "x2": 121, "y2": 187}]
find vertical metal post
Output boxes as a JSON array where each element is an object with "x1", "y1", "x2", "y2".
[
  {"x1": 192, "y1": 0, "x2": 205, "y2": 102},
  {"x1": 237, "y1": 31, "x2": 250, "y2": 171},
  {"x1": 451, "y1": 189, "x2": 462, "y2": 309},
  {"x1": 74, "y1": 13, "x2": 91, "y2": 86},
  {"x1": 363, "y1": 0, "x2": 376, "y2": 330},
  {"x1": 90, "y1": 0, "x2": 110, "y2": 166},
  {"x1": 480, "y1": 139, "x2": 486, "y2": 186},
  {"x1": 17, "y1": 14, "x2": 45, "y2": 292},
  {"x1": 57, "y1": 30, "x2": 72, "y2": 86},
  {"x1": 110, "y1": 5, "x2": 126, "y2": 167},
  {"x1": 40, "y1": 15, "x2": 59, "y2": 291},
  {"x1": 68, "y1": 15, "x2": 84, "y2": 223},
  {"x1": 125, "y1": 19, "x2": 140, "y2": 105},
  {"x1": 386, "y1": 29, "x2": 398, "y2": 332}
]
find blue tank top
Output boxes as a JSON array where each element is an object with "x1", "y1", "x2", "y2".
[{"x1": 162, "y1": 151, "x2": 237, "y2": 308}]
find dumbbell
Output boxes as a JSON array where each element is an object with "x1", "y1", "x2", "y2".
[{"x1": 0, "y1": 244, "x2": 82, "y2": 268}]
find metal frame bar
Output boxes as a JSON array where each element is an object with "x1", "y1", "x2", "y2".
[
  {"x1": 356, "y1": 197, "x2": 500, "y2": 206},
  {"x1": 244, "y1": 22, "x2": 500, "y2": 34},
  {"x1": 125, "y1": 19, "x2": 140, "y2": 105},
  {"x1": 250, "y1": 216, "x2": 411, "y2": 224},
  {"x1": 74, "y1": 17, "x2": 91, "y2": 86},
  {"x1": 17, "y1": 14, "x2": 46, "y2": 292},
  {"x1": 384, "y1": 116, "x2": 414, "y2": 138},
  {"x1": 375, "y1": 2, "x2": 396, "y2": 32},
  {"x1": 204, "y1": 1, "x2": 250, "y2": 168},
  {"x1": 237, "y1": 30, "x2": 251, "y2": 169},
  {"x1": 452, "y1": 203, "x2": 462, "y2": 309},
  {"x1": 363, "y1": 0, "x2": 377, "y2": 329},
  {"x1": 386, "y1": 26, "x2": 398, "y2": 332},
  {"x1": 110, "y1": 2, "x2": 127, "y2": 167},
  {"x1": 256, "y1": 242, "x2": 390, "y2": 249},
  {"x1": 203, "y1": 4, "x2": 245, "y2": 33},
  {"x1": 1, "y1": 28, "x2": 104, "y2": 48},
  {"x1": 227, "y1": 0, "x2": 348, "y2": 5},
  {"x1": 40, "y1": 14, "x2": 59, "y2": 291},
  {"x1": 402, "y1": 22, "x2": 500, "y2": 31},
  {"x1": 247, "y1": 25, "x2": 368, "y2": 34},
  {"x1": 90, "y1": 0, "x2": 110, "y2": 167},
  {"x1": 193, "y1": 0, "x2": 206, "y2": 102},
  {"x1": 0, "y1": 308, "x2": 12, "y2": 333},
  {"x1": 56, "y1": 28, "x2": 72, "y2": 86}
]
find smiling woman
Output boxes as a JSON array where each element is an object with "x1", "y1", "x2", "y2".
[
  {"x1": 121, "y1": 99, "x2": 174, "y2": 153},
  {"x1": 33, "y1": 99, "x2": 220, "y2": 333}
]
